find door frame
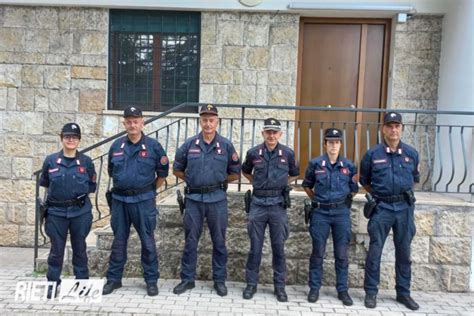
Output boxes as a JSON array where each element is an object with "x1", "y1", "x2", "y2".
[{"x1": 295, "y1": 17, "x2": 392, "y2": 141}]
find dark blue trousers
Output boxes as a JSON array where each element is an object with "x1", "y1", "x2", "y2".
[
  {"x1": 364, "y1": 206, "x2": 416, "y2": 296},
  {"x1": 180, "y1": 198, "x2": 228, "y2": 282},
  {"x1": 46, "y1": 212, "x2": 92, "y2": 282},
  {"x1": 107, "y1": 198, "x2": 158, "y2": 285},
  {"x1": 245, "y1": 201, "x2": 289, "y2": 288},
  {"x1": 308, "y1": 209, "x2": 351, "y2": 292}
]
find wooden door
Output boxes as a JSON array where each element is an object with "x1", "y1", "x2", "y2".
[{"x1": 296, "y1": 18, "x2": 391, "y2": 173}]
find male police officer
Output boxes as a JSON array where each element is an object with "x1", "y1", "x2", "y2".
[
  {"x1": 103, "y1": 106, "x2": 169, "y2": 296},
  {"x1": 360, "y1": 112, "x2": 420, "y2": 310},
  {"x1": 40, "y1": 123, "x2": 96, "y2": 298},
  {"x1": 173, "y1": 104, "x2": 241, "y2": 297},
  {"x1": 241, "y1": 118, "x2": 299, "y2": 302},
  {"x1": 302, "y1": 128, "x2": 358, "y2": 305}
]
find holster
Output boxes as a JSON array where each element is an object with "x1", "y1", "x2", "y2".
[
  {"x1": 363, "y1": 193, "x2": 377, "y2": 219},
  {"x1": 303, "y1": 199, "x2": 312, "y2": 225},
  {"x1": 404, "y1": 190, "x2": 416, "y2": 206},
  {"x1": 177, "y1": 189, "x2": 185, "y2": 215},
  {"x1": 39, "y1": 198, "x2": 48, "y2": 225},
  {"x1": 244, "y1": 190, "x2": 251, "y2": 214},
  {"x1": 105, "y1": 190, "x2": 112, "y2": 209},
  {"x1": 282, "y1": 185, "x2": 292, "y2": 209},
  {"x1": 345, "y1": 194, "x2": 353, "y2": 208}
]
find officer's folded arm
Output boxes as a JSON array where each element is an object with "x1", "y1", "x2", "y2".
[
  {"x1": 173, "y1": 170, "x2": 186, "y2": 181},
  {"x1": 155, "y1": 177, "x2": 166, "y2": 190},
  {"x1": 242, "y1": 172, "x2": 253, "y2": 184},
  {"x1": 227, "y1": 173, "x2": 240, "y2": 183},
  {"x1": 303, "y1": 186, "x2": 314, "y2": 200}
]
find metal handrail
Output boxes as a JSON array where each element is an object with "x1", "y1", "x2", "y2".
[{"x1": 33, "y1": 102, "x2": 474, "y2": 270}]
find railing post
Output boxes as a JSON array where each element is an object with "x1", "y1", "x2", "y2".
[
  {"x1": 238, "y1": 107, "x2": 245, "y2": 192},
  {"x1": 33, "y1": 172, "x2": 40, "y2": 272}
]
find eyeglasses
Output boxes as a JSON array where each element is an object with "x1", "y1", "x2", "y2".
[{"x1": 63, "y1": 135, "x2": 80, "y2": 140}]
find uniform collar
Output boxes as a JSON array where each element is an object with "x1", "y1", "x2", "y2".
[
  {"x1": 321, "y1": 154, "x2": 344, "y2": 168},
  {"x1": 197, "y1": 132, "x2": 220, "y2": 151},
  {"x1": 126, "y1": 132, "x2": 145, "y2": 146},
  {"x1": 383, "y1": 141, "x2": 403, "y2": 155},
  {"x1": 259, "y1": 142, "x2": 283, "y2": 158},
  {"x1": 56, "y1": 150, "x2": 81, "y2": 166}
]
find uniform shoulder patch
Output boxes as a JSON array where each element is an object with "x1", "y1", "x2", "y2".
[
  {"x1": 160, "y1": 156, "x2": 169, "y2": 165},
  {"x1": 232, "y1": 152, "x2": 239, "y2": 162}
]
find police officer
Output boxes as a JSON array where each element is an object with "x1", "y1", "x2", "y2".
[
  {"x1": 103, "y1": 106, "x2": 169, "y2": 297},
  {"x1": 173, "y1": 104, "x2": 241, "y2": 297},
  {"x1": 360, "y1": 112, "x2": 420, "y2": 310},
  {"x1": 39, "y1": 123, "x2": 97, "y2": 298},
  {"x1": 241, "y1": 118, "x2": 299, "y2": 302},
  {"x1": 302, "y1": 128, "x2": 358, "y2": 305}
]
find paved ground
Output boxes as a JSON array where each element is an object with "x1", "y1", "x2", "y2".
[{"x1": 0, "y1": 247, "x2": 472, "y2": 316}]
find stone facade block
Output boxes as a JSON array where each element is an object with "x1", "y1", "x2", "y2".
[
  {"x1": 0, "y1": 224, "x2": 18, "y2": 246},
  {"x1": 430, "y1": 237, "x2": 471, "y2": 265},
  {"x1": 12, "y1": 157, "x2": 33, "y2": 180},
  {"x1": 0, "y1": 64, "x2": 22, "y2": 88},
  {"x1": 218, "y1": 20, "x2": 243, "y2": 45},
  {"x1": 270, "y1": 25, "x2": 298, "y2": 45},
  {"x1": 436, "y1": 209, "x2": 472, "y2": 237},
  {"x1": 79, "y1": 89, "x2": 106, "y2": 113},
  {"x1": 223, "y1": 46, "x2": 246, "y2": 69},
  {"x1": 0, "y1": 28, "x2": 25, "y2": 52},
  {"x1": 71, "y1": 78, "x2": 106, "y2": 90},
  {"x1": 441, "y1": 265, "x2": 470, "y2": 292},
  {"x1": 78, "y1": 32, "x2": 107, "y2": 55},
  {"x1": 25, "y1": 29, "x2": 50, "y2": 53},
  {"x1": 49, "y1": 89, "x2": 79, "y2": 113},
  {"x1": 3, "y1": 135, "x2": 34, "y2": 156},
  {"x1": 71, "y1": 66, "x2": 106, "y2": 80},
  {"x1": 49, "y1": 31, "x2": 74, "y2": 54},
  {"x1": 200, "y1": 45, "x2": 222, "y2": 68},
  {"x1": 44, "y1": 66, "x2": 70, "y2": 89},
  {"x1": 414, "y1": 210, "x2": 435, "y2": 235},
  {"x1": 245, "y1": 23, "x2": 269, "y2": 47},
  {"x1": 0, "y1": 156, "x2": 12, "y2": 179},
  {"x1": 16, "y1": 88, "x2": 35, "y2": 111},
  {"x1": 247, "y1": 47, "x2": 269, "y2": 70}
]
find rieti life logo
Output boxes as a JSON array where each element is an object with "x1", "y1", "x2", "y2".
[{"x1": 15, "y1": 279, "x2": 104, "y2": 303}]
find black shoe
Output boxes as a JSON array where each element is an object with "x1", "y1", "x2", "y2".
[
  {"x1": 214, "y1": 282, "x2": 227, "y2": 297},
  {"x1": 308, "y1": 289, "x2": 319, "y2": 303},
  {"x1": 337, "y1": 291, "x2": 353, "y2": 306},
  {"x1": 365, "y1": 294, "x2": 377, "y2": 308},
  {"x1": 102, "y1": 281, "x2": 122, "y2": 295},
  {"x1": 173, "y1": 280, "x2": 195, "y2": 295},
  {"x1": 146, "y1": 283, "x2": 159, "y2": 297},
  {"x1": 46, "y1": 285, "x2": 57, "y2": 299},
  {"x1": 396, "y1": 295, "x2": 419, "y2": 310},
  {"x1": 307, "y1": 288, "x2": 319, "y2": 303},
  {"x1": 242, "y1": 284, "x2": 257, "y2": 299},
  {"x1": 274, "y1": 287, "x2": 288, "y2": 302}
]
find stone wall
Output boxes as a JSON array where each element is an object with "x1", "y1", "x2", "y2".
[
  {"x1": 390, "y1": 15, "x2": 443, "y2": 190},
  {"x1": 42, "y1": 192, "x2": 473, "y2": 292},
  {"x1": 0, "y1": 4, "x2": 450, "y2": 250},
  {"x1": 0, "y1": 6, "x2": 109, "y2": 246}
]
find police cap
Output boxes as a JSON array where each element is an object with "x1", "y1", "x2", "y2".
[
  {"x1": 123, "y1": 106, "x2": 143, "y2": 118},
  {"x1": 263, "y1": 118, "x2": 281, "y2": 131},
  {"x1": 324, "y1": 128, "x2": 342, "y2": 140},
  {"x1": 383, "y1": 112, "x2": 402, "y2": 124},
  {"x1": 199, "y1": 104, "x2": 218, "y2": 116},
  {"x1": 61, "y1": 123, "x2": 81, "y2": 138}
]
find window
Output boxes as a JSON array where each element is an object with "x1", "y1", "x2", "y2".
[{"x1": 109, "y1": 10, "x2": 200, "y2": 113}]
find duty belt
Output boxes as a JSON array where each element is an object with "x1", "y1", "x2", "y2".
[
  {"x1": 312, "y1": 199, "x2": 347, "y2": 209},
  {"x1": 112, "y1": 185, "x2": 155, "y2": 196},
  {"x1": 185, "y1": 183, "x2": 225, "y2": 194},
  {"x1": 375, "y1": 194, "x2": 405, "y2": 203},
  {"x1": 47, "y1": 194, "x2": 86, "y2": 207},
  {"x1": 252, "y1": 189, "x2": 283, "y2": 197}
]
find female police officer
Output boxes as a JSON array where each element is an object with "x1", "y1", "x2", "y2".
[
  {"x1": 302, "y1": 128, "x2": 358, "y2": 305},
  {"x1": 39, "y1": 123, "x2": 96, "y2": 298}
]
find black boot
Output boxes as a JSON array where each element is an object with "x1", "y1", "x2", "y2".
[
  {"x1": 213, "y1": 282, "x2": 227, "y2": 297},
  {"x1": 102, "y1": 281, "x2": 122, "y2": 295},
  {"x1": 396, "y1": 295, "x2": 419, "y2": 310},
  {"x1": 337, "y1": 291, "x2": 353, "y2": 306},
  {"x1": 365, "y1": 293, "x2": 377, "y2": 308},
  {"x1": 274, "y1": 287, "x2": 288, "y2": 302},
  {"x1": 307, "y1": 288, "x2": 319, "y2": 303},
  {"x1": 242, "y1": 284, "x2": 257, "y2": 299},
  {"x1": 173, "y1": 280, "x2": 195, "y2": 295}
]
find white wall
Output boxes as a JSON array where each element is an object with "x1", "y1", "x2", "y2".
[{"x1": 433, "y1": 0, "x2": 474, "y2": 291}]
